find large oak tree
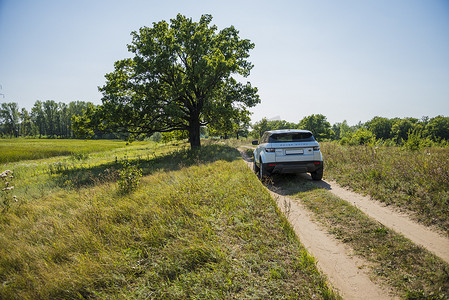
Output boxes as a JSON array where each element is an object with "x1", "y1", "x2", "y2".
[{"x1": 75, "y1": 14, "x2": 259, "y2": 148}]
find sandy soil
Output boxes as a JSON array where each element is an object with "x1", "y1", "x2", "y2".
[
  {"x1": 269, "y1": 190, "x2": 395, "y2": 299},
  {"x1": 315, "y1": 179, "x2": 449, "y2": 265}
]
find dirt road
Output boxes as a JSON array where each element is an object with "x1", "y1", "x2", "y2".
[
  {"x1": 239, "y1": 147, "x2": 449, "y2": 298},
  {"x1": 269, "y1": 191, "x2": 395, "y2": 299},
  {"x1": 239, "y1": 150, "x2": 395, "y2": 299},
  {"x1": 315, "y1": 179, "x2": 449, "y2": 265}
]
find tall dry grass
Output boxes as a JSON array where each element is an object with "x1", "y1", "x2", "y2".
[
  {"x1": 0, "y1": 142, "x2": 337, "y2": 299},
  {"x1": 321, "y1": 142, "x2": 449, "y2": 235}
]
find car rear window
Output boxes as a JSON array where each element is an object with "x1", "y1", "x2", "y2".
[{"x1": 269, "y1": 132, "x2": 315, "y2": 143}]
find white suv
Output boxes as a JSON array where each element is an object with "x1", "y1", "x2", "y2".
[{"x1": 252, "y1": 129, "x2": 324, "y2": 180}]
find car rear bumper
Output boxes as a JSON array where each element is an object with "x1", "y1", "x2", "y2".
[{"x1": 263, "y1": 161, "x2": 323, "y2": 174}]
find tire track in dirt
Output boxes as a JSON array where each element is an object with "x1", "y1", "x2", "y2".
[
  {"x1": 314, "y1": 179, "x2": 449, "y2": 264},
  {"x1": 239, "y1": 149, "x2": 395, "y2": 299}
]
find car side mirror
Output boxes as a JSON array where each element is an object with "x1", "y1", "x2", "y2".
[{"x1": 252, "y1": 140, "x2": 259, "y2": 145}]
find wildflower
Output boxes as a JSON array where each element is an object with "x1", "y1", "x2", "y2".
[{"x1": 0, "y1": 170, "x2": 12, "y2": 178}]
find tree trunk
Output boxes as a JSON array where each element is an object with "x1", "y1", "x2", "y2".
[{"x1": 189, "y1": 114, "x2": 201, "y2": 149}]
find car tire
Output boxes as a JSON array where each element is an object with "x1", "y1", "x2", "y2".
[
  {"x1": 259, "y1": 158, "x2": 270, "y2": 179},
  {"x1": 253, "y1": 160, "x2": 260, "y2": 174},
  {"x1": 311, "y1": 167, "x2": 323, "y2": 181}
]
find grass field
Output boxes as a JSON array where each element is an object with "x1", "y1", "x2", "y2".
[
  {"x1": 0, "y1": 138, "x2": 137, "y2": 164},
  {"x1": 0, "y1": 140, "x2": 337, "y2": 299},
  {"x1": 320, "y1": 142, "x2": 449, "y2": 236}
]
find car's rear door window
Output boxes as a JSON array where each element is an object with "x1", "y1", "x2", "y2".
[{"x1": 269, "y1": 132, "x2": 315, "y2": 143}]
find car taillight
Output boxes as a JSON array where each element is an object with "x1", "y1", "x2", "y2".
[
  {"x1": 313, "y1": 146, "x2": 320, "y2": 151},
  {"x1": 265, "y1": 148, "x2": 275, "y2": 152}
]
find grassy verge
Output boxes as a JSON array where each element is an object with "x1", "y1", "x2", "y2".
[
  {"x1": 271, "y1": 175, "x2": 449, "y2": 299},
  {"x1": 0, "y1": 142, "x2": 338, "y2": 299},
  {"x1": 320, "y1": 142, "x2": 449, "y2": 236}
]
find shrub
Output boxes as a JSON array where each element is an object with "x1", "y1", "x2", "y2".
[
  {"x1": 117, "y1": 160, "x2": 142, "y2": 194},
  {"x1": 149, "y1": 132, "x2": 162, "y2": 143},
  {"x1": 403, "y1": 129, "x2": 433, "y2": 151},
  {"x1": 1, "y1": 170, "x2": 16, "y2": 211},
  {"x1": 341, "y1": 128, "x2": 375, "y2": 145}
]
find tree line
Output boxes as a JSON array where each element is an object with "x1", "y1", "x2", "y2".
[
  {"x1": 2, "y1": 100, "x2": 448, "y2": 149},
  {"x1": 251, "y1": 114, "x2": 449, "y2": 149},
  {"x1": 0, "y1": 101, "x2": 93, "y2": 138}
]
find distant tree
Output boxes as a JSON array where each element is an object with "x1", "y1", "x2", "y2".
[
  {"x1": 233, "y1": 110, "x2": 252, "y2": 139},
  {"x1": 42, "y1": 100, "x2": 58, "y2": 137},
  {"x1": 331, "y1": 123, "x2": 341, "y2": 140},
  {"x1": 57, "y1": 102, "x2": 68, "y2": 137},
  {"x1": 228, "y1": 110, "x2": 252, "y2": 139},
  {"x1": 347, "y1": 127, "x2": 375, "y2": 145},
  {"x1": 149, "y1": 132, "x2": 162, "y2": 143},
  {"x1": 298, "y1": 114, "x2": 333, "y2": 140},
  {"x1": 67, "y1": 101, "x2": 92, "y2": 137},
  {"x1": 19, "y1": 108, "x2": 33, "y2": 136},
  {"x1": 365, "y1": 116, "x2": 394, "y2": 140},
  {"x1": 31, "y1": 101, "x2": 46, "y2": 137},
  {"x1": 251, "y1": 118, "x2": 270, "y2": 139},
  {"x1": 421, "y1": 116, "x2": 430, "y2": 126},
  {"x1": 425, "y1": 115, "x2": 449, "y2": 142},
  {"x1": 0, "y1": 102, "x2": 20, "y2": 137},
  {"x1": 391, "y1": 118, "x2": 416, "y2": 143},
  {"x1": 270, "y1": 120, "x2": 297, "y2": 131},
  {"x1": 331, "y1": 120, "x2": 353, "y2": 140},
  {"x1": 73, "y1": 14, "x2": 259, "y2": 148}
]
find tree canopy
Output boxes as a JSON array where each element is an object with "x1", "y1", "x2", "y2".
[
  {"x1": 0, "y1": 103, "x2": 20, "y2": 137},
  {"x1": 74, "y1": 14, "x2": 260, "y2": 148},
  {"x1": 298, "y1": 114, "x2": 333, "y2": 140},
  {"x1": 365, "y1": 116, "x2": 394, "y2": 140}
]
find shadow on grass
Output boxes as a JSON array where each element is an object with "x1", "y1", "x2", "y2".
[{"x1": 53, "y1": 144, "x2": 242, "y2": 188}]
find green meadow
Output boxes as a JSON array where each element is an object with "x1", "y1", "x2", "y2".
[
  {"x1": 0, "y1": 139, "x2": 134, "y2": 164},
  {"x1": 0, "y1": 139, "x2": 337, "y2": 299}
]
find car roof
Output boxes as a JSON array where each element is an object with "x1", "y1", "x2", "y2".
[{"x1": 265, "y1": 129, "x2": 312, "y2": 135}]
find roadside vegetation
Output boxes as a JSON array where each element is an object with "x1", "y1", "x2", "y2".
[
  {"x1": 243, "y1": 141, "x2": 449, "y2": 298},
  {"x1": 0, "y1": 140, "x2": 337, "y2": 299},
  {"x1": 271, "y1": 176, "x2": 449, "y2": 299},
  {"x1": 321, "y1": 142, "x2": 449, "y2": 236}
]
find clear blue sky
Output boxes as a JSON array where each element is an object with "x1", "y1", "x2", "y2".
[{"x1": 1, "y1": 0, "x2": 448, "y2": 126}]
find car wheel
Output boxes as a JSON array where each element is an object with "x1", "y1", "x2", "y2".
[
  {"x1": 253, "y1": 160, "x2": 260, "y2": 174},
  {"x1": 259, "y1": 158, "x2": 270, "y2": 179},
  {"x1": 311, "y1": 167, "x2": 323, "y2": 181}
]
